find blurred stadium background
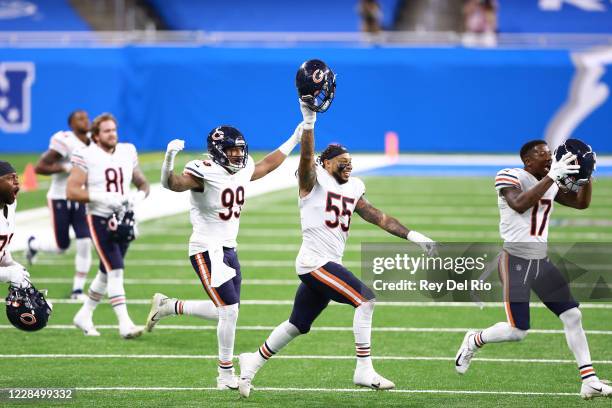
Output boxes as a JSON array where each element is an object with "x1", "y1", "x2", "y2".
[{"x1": 0, "y1": 1, "x2": 611, "y2": 407}]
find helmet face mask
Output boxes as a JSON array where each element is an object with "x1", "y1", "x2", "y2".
[
  {"x1": 207, "y1": 126, "x2": 249, "y2": 173},
  {"x1": 6, "y1": 285, "x2": 52, "y2": 331},
  {"x1": 296, "y1": 59, "x2": 336, "y2": 113},
  {"x1": 553, "y1": 138, "x2": 596, "y2": 192}
]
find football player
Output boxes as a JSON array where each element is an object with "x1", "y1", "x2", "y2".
[
  {"x1": 67, "y1": 113, "x2": 149, "y2": 339},
  {"x1": 454, "y1": 139, "x2": 611, "y2": 399},
  {"x1": 237, "y1": 59, "x2": 437, "y2": 397},
  {"x1": 0, "y1": 161, "x2": 53, "y2": 331},
  {"x1": 0, "y1": 161, "x2": 31, "y2": 289},
  {"x1": 145, "y1": 120, "x2": 303, "y2": 390},
  {"x1": 27, "y1": 110, "x2": 92, "y2": 300}
]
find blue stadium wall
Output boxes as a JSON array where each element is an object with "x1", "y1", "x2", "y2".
[{"x1": 1, "y1": 46, "x2": 611, "y2": 153}]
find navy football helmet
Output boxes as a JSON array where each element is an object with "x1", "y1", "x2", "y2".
[
  {"x1": 207, "y1": 125, "x2": 248, "y2": 173},
  {"x1": 296, "y1": 59, "x2": 336, "y2": 113},
  {"x1": 554, "y1": 138, "x2": 596, "y2": 192},
  {"x1": 6, "y1": 284, "x2": 52, "y2": 331},
  {"x1": 108, "y1": 210, "x2": 136, "y2": 243}
]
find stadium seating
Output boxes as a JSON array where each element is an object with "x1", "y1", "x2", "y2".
[
  {"x1": 146, "y1": 0, "x2": 400, "y2": 31},
  {"x1": 0, "y1": 0, "x2": 90, "y2": 31},
  {"x1": 498, "y1": 0, "x2": 612, "y2": 33}
]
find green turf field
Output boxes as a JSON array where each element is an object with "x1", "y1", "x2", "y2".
[{"x1": 1, "y1": 154, "x2": 611, "y2": 407}]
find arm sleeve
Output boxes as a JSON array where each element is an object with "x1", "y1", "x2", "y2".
[{"x1": 495, "y1": 168, "x2": 521, "y2": 192}]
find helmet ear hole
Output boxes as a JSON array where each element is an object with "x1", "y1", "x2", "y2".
[{"x1": 296, "y1": 59, "x2": 336, "y2": 113}]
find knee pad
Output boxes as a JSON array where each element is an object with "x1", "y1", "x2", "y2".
[
  {"x1": 560, "y1": 307, "x2": 582, "y2": 327},
  {"x1": 75, "y1": 238, "x2": 92, "y2": 271},
  {"x1": 218, "y1": 303, "x2": 239, "y2": 322}
]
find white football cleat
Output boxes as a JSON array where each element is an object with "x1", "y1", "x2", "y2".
[
  {"x1": 217, "y1": 370, "x2": 239, "y2": 390},
  {"x1": 25, "y1": 236, "x2": 37, "y2": 266},
  {"x1": 455, "y1": 330, "x2": 477, "y2": 374},
  {"x1": 145, "y1": 293, "x2": 174, "y2": 332},
  {"x1": 238, "y1": 352, "x2": 263, "y2": 398},
  {"x1": 580, "y1": 379, "x2": 612, "y2": 400},
  {"x1": 353, "y1": 367, "x2": 395, "y2": 390},
  {"x1": 70, "y1": 290, "x2": 88, "y2": 302},
  {"x1": 73, "y1": 310, "x2": 100, "y2": 337},
  {"x1": 120, "y1": 326, "x2": 143, "y2": 339},
  {"x1": 238, "y1": 378, "x2": 252, "y2": 398}
]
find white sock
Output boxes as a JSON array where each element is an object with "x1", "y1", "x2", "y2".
[
  {"x1": 82, "y1": 271, "x2": 107, "y2": 313},
  {"x1": 107, "y1": 268, "x2": 133, "y2": 328},
  {"x1": 476, "y1": 322, "x2": 528, "y2": 349},
  {"x1": 217, "y1": 303, "x2": 239, "y2": 371},
  {"x1": 176, "y1": 300, "x2": 218, "y2": 320},
  {"x1": 559, "y1": 308, "x2": 598, "y2": 382},
  {"x1": 72, "y1": 238, "x2": 92, "y2": 292},
  {"x1": 30, "y1": 235, "x2": 64, "y2": 254},
  {"x1": 354, "y1": 301, "x2": 374, "y2": 370},
  {"x1": 258, "y1": 320, "x2": 300, "y2": 361}
]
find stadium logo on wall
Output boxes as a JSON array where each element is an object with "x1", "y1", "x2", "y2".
[
  {"x1": 0, "y1": 1, "x2": 37, "y2": 20},
  {"x1": 0, "y1": 62, "x2": 35, "y2": 133}
]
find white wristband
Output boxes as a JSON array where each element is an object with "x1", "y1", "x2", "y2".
[
  {"x1": 278, "y1": 135, "x2": 299, "y2": 155},
  {"x1": 161, "y1": 152, "x2": 176, "y2": 188},
  {"x1": 407, "y1": 230, "x2": 430, "y2": 243},
  {"x1": 62, "y1": 162, "x2": 73, "y2": 173}
]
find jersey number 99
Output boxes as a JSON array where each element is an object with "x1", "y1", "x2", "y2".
[{"x1": 219, "y1": 186, "x2": 245, "y2": 220}]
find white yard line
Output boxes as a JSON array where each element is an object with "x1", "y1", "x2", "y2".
[
  {"x1": 2, "y1": 324, "x2": 611, "y2": 336},
  {"x1": 70, "y1": 386, "x2": 582, "y2": 397},
  {"x1": 1, "y1": 354, "x2": 611, "y2": 366},
  {"x1": 40, "y1": 297, "x2": 612, "y2": 309}
]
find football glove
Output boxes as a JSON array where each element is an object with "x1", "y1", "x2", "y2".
[
  {"x1": 166, "y1": 139, "x2": 185, "y2": 157},
  {"x1": 3, "y1": 265, "x2": 31, "y2": 289},
  {"x1": 547, "y1": 152, "x2": 580, "y2": 182},
  {"x1": 89, "y1": 191, "x2": 127, "y2": 212},
  {"x1": 407, "y1": 230, "x2": 438, "y2": 257}
]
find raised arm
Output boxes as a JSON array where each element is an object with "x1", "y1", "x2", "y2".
[
  {"x1": 298, "y1": 101, "x2": 317, "y2": 197},
  {"x1": 554, "y1": 178, "x2": 592, "y2": 209},
  {"x1": 355, "y1": 195, "x2": 437, "y2": 255},
  {"x1": 35, "y1": 149, "x2": 69, "y2": 175},
  {"x1": 251, "y1": 123, "x2": 303, "y2": 181},
  {"x1": 161, "y1": 139, "x2": 203, "y2": 192}
]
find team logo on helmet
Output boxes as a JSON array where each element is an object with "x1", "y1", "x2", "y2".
[
  {"x1": 19, "y1": 312, "x2": 36, "y2": 325},
  {"x1": 312, "y1": 69, "x2": 324, "y2": 84}
]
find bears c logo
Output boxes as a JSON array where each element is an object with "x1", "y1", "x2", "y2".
[
  {"x1": 312, "y1": 69, "x2": 325, "y2": 84},
  {"x1": 19, "y1": 312, "x2": 37, "y2": 325}
]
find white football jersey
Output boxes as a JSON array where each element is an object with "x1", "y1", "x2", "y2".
[
  {"x1": 47, "y1": 130, "x2": 89, "y2": 200},
  {"x1": 0, "y1": 202, "x2": 16, "y2": 266},
  {"x1": 495, "y1": 168, "x2": 558, "y2": 259},
  {"x1": 183, "y1": 156, "x2": 255, "y2": 255},
  {"x1": 72, "y1": 143, "x2": 138, "y2": 217},
  {"x1": 296, "y1": 166, "x2": 366, "y2": 275}
]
